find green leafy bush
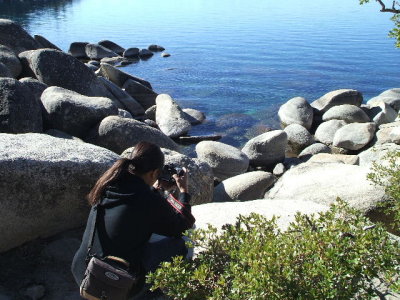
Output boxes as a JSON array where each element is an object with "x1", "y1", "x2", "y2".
[
  {"x1": 147, "y1": 201, "x2": 400, "y2": 299},
  {"x1": 367, "y1": 150, "x2": 400, "y2": 227}
]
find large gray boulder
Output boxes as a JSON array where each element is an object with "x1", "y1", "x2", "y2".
[
  {"x1": 0, "y1": 133, "x2": 118, "y2": 253},
  {"x1": 98, "y1": 63, "x2": 152, "y2": 89},
  {"x1": 98, "y1": 77, "x2": 145, "y2": 116},
  {"x1": 27, "y1": 49, "x2": 112, "y2": 98},
  {"x1": 68, "y1": 42, "x2": 89, "y2": 59},
  {"x1": 17, "y1": 50, "x2": 37, "y2": 78},
  {"x1": 19, "y1": 77, "x2": 47, "y2": 115},
  {"x1": 367, "y1": 88, "x2": 400, "y2": 112},
  {"x1": 98, "y1": 40, "x2": 125, "y2": 55},
  {"x1": 314, "y1": 119, "x2": 347, "y2": 145},
  {"x1": 123, "y1": 79, "x2": 158, "y2": 110},
  {"x1": 196, "y1": 141, "x2": 249, "y2": 181},
  {"x1": 155, "y1": 94, "x2": 191, "y2": 138},
  {"x1": 298, "y1": 143, "x2": 331, "y2": 158},
  {"x1": 41, "y1": 86, "x2": 118, "y2": 137},
  {"x1": 85, "y1": 43, "x2": 119, "y2": 60},
  {"x1": 33, "y1": 34, "x2": 61, "y2": 51},
  {"x1": 311, "y1": 89, "x2": 363, "y2": 113},
  {"x1": 242, "y1": 130, "x2": 287, "y2": 168},
  {"x1": 266, "y1": 162, "x2": 386, "y2": 214},
  {"x1": 0, "y1": 78, "x2": 43, "y2": 133},
  {"x1": 192, "y1": 199, "x2": 329, "y2": 231},
  {"x1": 123, "y1": 47, "x2": 140, "y2": 58},
  {"x1": 364, "y1": 102, "x2": 397, "y2": 126},
  {"x1": 213, "y1": 171, "x2": 276, "y2": 202},
  {"x1": 278, "y1": 97, "x2": 313, "y2": 129},
  {"x1": 86, "y1": 115, "x2": 179, "y2": 154},
  {"x1": 332, "y1": 122, "x2": 376, "y2": 151},
  {"x1": 358, "y1": 143, "x2": 400, "y2": 169},
  {"x1": 376, "y1": 122, "x2": 400, "y2": 145},
  {"x1": 0, "y1": 45, "x2": 22, "y2": 78},
  {"x1": 284, "y1": 124, "x2": 314, "y2": 156},
  {"x1": 0, "y1": 19, "x2": 40, "y2": 54},
  {"x1": 322, "y1": 104, "x2": 370, "y2": 123}
]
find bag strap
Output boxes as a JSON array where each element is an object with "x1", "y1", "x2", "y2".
[{"x1": 85, "y1": 204, "x2": 99, "y2": 265}]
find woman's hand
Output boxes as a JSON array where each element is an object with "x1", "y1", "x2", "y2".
[{"x1": 173, "y1": 167, "x2": 189, "y2": 194}]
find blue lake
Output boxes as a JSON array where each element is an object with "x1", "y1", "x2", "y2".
[{"x1": 1, "y1": 0, "x2": 400, "y2": 147}]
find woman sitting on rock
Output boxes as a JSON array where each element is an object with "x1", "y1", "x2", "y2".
[{"x1": 71, "y1": 141, "x2": 195, "y2": 295}]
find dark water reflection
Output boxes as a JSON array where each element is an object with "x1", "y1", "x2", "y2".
[{"x1": 0, "y1": 0, "x2": 78, "y2": 27}]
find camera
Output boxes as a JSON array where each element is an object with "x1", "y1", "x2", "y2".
[{"x1": 159, "y1": 164, "x2": 184, "y2": 183}]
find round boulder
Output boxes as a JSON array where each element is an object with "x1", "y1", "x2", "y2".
[
  {"x1": 148, "y1": 45, "x2": 165, "y2": 52},
  {"x1": 0, "y1": 19, "x2": 40, "y2": 54},
  {"x1": 241, "y1": 130, "x2": 287, "y2": 168},
  {"x1": 123, "y1": 48, "x2": 140, "y2": 58},
  {"x1": 332, "y1": 122, "x2": 376, "y2": 151},
  {"x1": 284, "y1": 124, "x2": 314, "y2": 156},
  {"x1": 0, "y1": 77, "x2": 43, "y2": 133},
  {"x1": 213, "y1": 171, "x2": 276, "y2": 202},
  {"x1": 322, "y1": 104, "x2": 370, "y2": 123},
  {"x1": 314, "y1": 119, "x2": 347, "y2": 145},
  {"x1": 85, "y1": 43, "x2": 119, "y2": 60},
  {"x1": 139, "y1": 49, "x2": 154, "y2": 58},
  {"x1": 98, "y1": 40, "x2": 125, "y2": 55},
  {"x1": 41, "y1": 86, "x2": 118, "y2": 137},
  {"x1": 0, "y1": 133, "x2": 118, "y2": 253},
  {"x1": 196, "y1": 141, "x2": 249, "y2": 181},
  {"x1": 68, "y1": 42, "x2": 89, "y2": 59},
  {"x1": 0, "y1": 45, "x2": 22, "y2": 78},
  {"x1": 311, "y1": 89, "x2": 363, "y2": 113},
  {"x1": 278, "y1": 97, "x2": 313, "y2": 129},
  {"x1": 85, "y1": 115, "x2": 179, "y2": 154},
  {"x1": 266, "y1": 162, "x2": 386, "y2": 214},
  {"x1": 155, "y1": 94, "x2": 192, "y2": 138},
  {"x1": 28, "y1": 49, "x2": 111, "y2": 98}
]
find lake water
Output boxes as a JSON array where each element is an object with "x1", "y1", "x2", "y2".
[{"x1": 1, "y1": 0, "x2": 400, "y2": 147}]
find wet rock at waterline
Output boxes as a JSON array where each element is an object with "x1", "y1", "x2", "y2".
[
  {"x1": 155, "y1": 94, "x2": 192, "y2": 137},
  {"x1": 0, "y1": 77, "x2": 43, "y2": 133},
  {"x1": 85, "y1": 43, "x2": 119, "y2": 60},
  {"x1": 41, "y1": 86, "x2": 118, "y2": 138},
  {"x1": 148, "y1": 45, "x2": 165, "y2": 52},
  {"x1": 98, "y1": 62, "x2": 152, "y2": 89},
  {"x1": 183, "y1": 108, "x2": 206, "y2": 125},
  {"x1": 86, "y1": 115, "x2": 179, "y2": 154},
  {"x1": 0, "y1": 133, "x2": 118, "y2": 253},
  {"x1": 139, "y1": 49, "x2": 154, "y2": 58},
  {"x1": 123, "y1": 47, "x2": 140, "y2": 58},
  {"x1": 98, "y1": 40, "x2": 125, "y2": 55},
  {"x1": 241, "y1": 130, "x2": 287, "y2": 168},
  {"x1": 213, "y1": 171, "x2": 276, "y2": 202},
  {"x1": 196, "y1": 141, "x2": 249, "y2": 181},
  {"x1": 68, "y1": 42, "x2": 89, "y2": 59},
  {"x1": 278, "y1": 96, "x2": 313, "y2": 130}
]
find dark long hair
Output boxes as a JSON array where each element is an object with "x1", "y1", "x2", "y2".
[{"x1": 87, "y1": 141, "x2": 164, "y2": 205}]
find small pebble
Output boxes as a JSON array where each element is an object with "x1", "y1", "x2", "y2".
[{"x1": 161, "y1": 52, "x2": 171, "y2": 58}]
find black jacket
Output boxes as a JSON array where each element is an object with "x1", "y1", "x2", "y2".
[{"x1": 71, "y1": 171, "x2": 195, "y2": 285}]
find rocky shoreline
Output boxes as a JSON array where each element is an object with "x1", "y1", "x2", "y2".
[{"x1": 0, "y1": 18, "x2": 400, "y2": 299}]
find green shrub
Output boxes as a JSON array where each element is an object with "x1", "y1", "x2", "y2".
[
  {"x1": 367, "y1": 150, "x2": 400, "y2": 227},
  {"x1": 147, "y1": 200, "x2": 400, "y2": 299}
]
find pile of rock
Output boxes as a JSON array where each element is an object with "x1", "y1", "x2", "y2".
[{"x1": 0, "y1": 18, "x2": 208, "y2": 254}]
